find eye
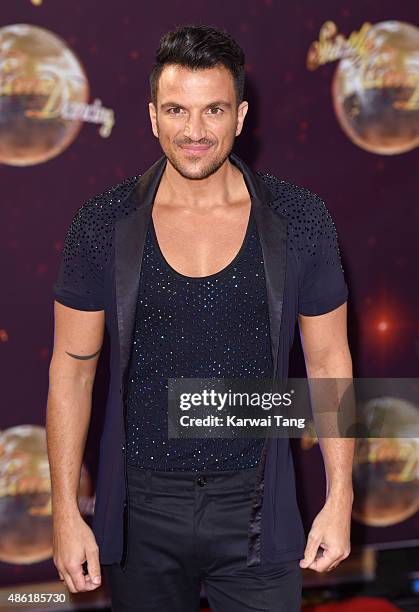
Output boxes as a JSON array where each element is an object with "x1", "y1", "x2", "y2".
[
  {"x1": 167, "y1": 107, "x2": 184, "y2": 115},
  {"x1": 207, "y1": 107, "x2": 223, "y2": 115}
]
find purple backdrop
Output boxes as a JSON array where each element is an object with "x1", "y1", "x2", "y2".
[{"x1": 1, "y1": 0, "x2": 418, "y2": 586}]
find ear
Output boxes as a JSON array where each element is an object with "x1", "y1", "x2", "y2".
[
  {"x1": 148, "y1": 102, "x2": 159, "y2": 138},
  {"x1": 235, "y1": 100, "x2": 249, "y2": 137}
]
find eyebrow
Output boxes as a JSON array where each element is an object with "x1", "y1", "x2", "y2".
[{"x1": 160, "y1": 100, "x2": 232, "y2": 110}]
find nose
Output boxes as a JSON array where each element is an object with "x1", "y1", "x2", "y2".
[{"x1": 183, "y1": 112, "x2": 206, "y2": 141}]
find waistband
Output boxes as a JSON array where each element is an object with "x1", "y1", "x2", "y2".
[{"x1": 126, "y1": 462, "x2": 260, "y2": 493}]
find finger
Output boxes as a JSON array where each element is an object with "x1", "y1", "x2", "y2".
[
  {"x1": 299, "y1": 533, "x2": 321, "y2": 568},
  {"x1": 68, "y1": 563, "x2": 91, "y2": 592},
  {"x1": 85, "y1": 548, "x2": 102, "y2": 587},
  {"x1": 309, "y1": 555, "x2": 334, "y2": 572},
  {"x1": 80, "y1": 570, "x2": 97, "y2": 591},
  {"x1": 310, "y1": 549, "x2": 340, "y2": 573},
  {"x1": 62, "y1": 570, "x2": 77, "y2": 593}
]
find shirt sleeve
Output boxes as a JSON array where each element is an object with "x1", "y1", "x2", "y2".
[
  {"x1": 53, "y1": 203, "x2": 105, "y2": 311},
  {"x1": 298, "y1": 195, "x2": 349, "y2": 316}
]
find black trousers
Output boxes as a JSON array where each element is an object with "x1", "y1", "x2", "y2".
[{"x1": 102, "y1": 463, "x2": 302, "y2": 611}]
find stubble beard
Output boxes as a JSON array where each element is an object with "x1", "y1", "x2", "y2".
[
  {"x1": 169, "y1": 151, "x2": 227, "y2": 180},
  {"x1": 158, "y1": 127, "x2": 236, "y2": 180}
]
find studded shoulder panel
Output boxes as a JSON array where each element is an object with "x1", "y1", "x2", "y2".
[
  {"x1": 255, "y1": 170, "x2": 349, "y2": 315},
  {"x1": 256, "y1": 171, "x2": 345, "y2": 271},
  {"x1": 53, "y1": 175, "x2": 141, "y2": 310}
]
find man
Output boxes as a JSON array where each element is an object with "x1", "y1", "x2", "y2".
[{"x1": 47, "y1": 24, "x2": 354, "y2": 612}]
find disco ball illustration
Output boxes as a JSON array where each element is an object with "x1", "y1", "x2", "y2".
[
  {"x1": 352, "y1": 397, "x2": 419, "y2": 526},
  {"x1": 0, "y1": 425, "x2": 92, "y2": 564},
  {"x1": 0, "y1": 24, "x2": 89, "y2": 166},
  {"x1": 332, "y1": 21, "x2": 419, "y2": 154}
]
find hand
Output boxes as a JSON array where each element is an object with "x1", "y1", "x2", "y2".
[
  {"x1": 299, "y1": 490, "x2": 352, "y2": 572},
  {"x1": 53, "y1": 511, "x2": 102, "y2": 592}
]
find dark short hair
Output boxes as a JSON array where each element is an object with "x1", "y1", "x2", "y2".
[{"x1": 150, "y1": 25, "x2": 245, "y2": 106}]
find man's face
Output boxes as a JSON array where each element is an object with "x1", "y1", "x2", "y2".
[{"x1": 149, "y1": 64, "x2": 248, "y2": 180}]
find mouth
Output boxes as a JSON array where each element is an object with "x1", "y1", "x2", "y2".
[{"x1": 179, "y1": 144, "x2": 212, "y2": 156}]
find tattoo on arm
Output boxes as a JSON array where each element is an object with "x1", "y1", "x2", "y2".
[{"x1": 65, "y1": 348, "x2": 102, "y2": 360}]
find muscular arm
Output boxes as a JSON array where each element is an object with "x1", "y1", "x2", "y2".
[
  {"x1": 46, "y1": 300, "x2": 105, "y2": 591},
  {"x1": 298, "y1": 301, "x2": 354, "y2": 571}
]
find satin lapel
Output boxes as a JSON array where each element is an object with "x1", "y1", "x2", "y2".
[
  {"x1": 114, "y1": 155, "x2": 167, "y2": 392},
  {"x1": 251, "y1": 199, "x2": 287, "y2": 377},
  {"x1": 245, "y1": 197, "x2": 287, "y2": 567}
]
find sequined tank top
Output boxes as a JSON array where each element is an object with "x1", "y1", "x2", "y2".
[{"x1": 125, "y1": 204, "x2": 273, "y2": 471}]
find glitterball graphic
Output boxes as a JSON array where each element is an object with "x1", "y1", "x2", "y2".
[
  {"x1": 352, "y1": 397, "x2": 419, "y2": 526},
  {"x1": 308, "y1": 20, "x2": 419, "y2": 155},
  {"x1": 0, "y1": 24, "x2": 89, "y2": 166},
  {"x1": 0, "y1": 425, "x2": 92, "y2": 564}
]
